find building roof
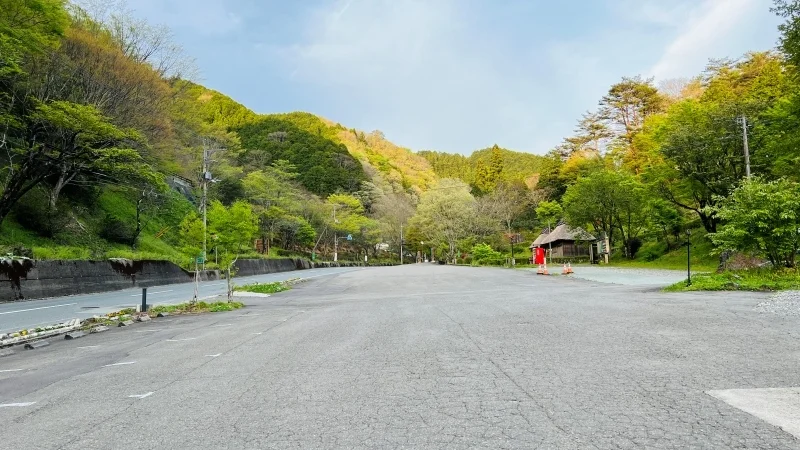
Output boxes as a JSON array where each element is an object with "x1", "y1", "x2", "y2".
[{"x1": 530, "y1": 224, "x2": 595, "y2": 247}]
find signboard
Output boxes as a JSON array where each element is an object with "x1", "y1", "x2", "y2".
[
  {"x1": 196, "y1": 257, "x2": 205, "y2": 264},
  {"x1": 346, "y1": 234, "x2": 353, "y2": 241}
]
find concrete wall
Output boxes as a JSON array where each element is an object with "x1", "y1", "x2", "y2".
[
  {"x1": 0, "y1": 257, "x2": 397, "y2": 302},
  {"x1": 0, "y1": 258, "x2": 308, "y2": 303}
]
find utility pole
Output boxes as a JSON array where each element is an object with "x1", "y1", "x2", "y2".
[
  {"x1": 200, "y1": 140, "x2": 221, "y2": 271},
  {"x1": 201, "y1": 144, "x2": 208, "y2": 271},
  {"x1": 741, "y1": 115, "x2": 751, "y2": 178},
  {"x1": 333, "y1": 205, "x2": 338, "y2": 263},
  {"x1": 400, "y1": 224, "x2": 404, "y2": 265}
]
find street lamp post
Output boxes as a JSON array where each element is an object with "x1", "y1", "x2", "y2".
[{"x1": 686, "y1": 229, "x2": 692, "y2": 287}]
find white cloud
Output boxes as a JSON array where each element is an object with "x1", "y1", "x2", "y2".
[
  {"x1": 649, "y1": 0, "x2": 762, "y2": 80},
  {"x1": 129, "y1": 0, "x2": 243, "y2": 36},
  {"x1": 268, "y1": 0, "x2": 544, "y2": 153}
]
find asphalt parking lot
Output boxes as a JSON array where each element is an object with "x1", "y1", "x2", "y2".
[{"x1": 2, "y1": 264, "x2": 800, "y2": 449}]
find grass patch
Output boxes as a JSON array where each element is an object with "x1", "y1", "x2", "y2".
[
  {"x1": 149, "y1": 301, "x2": 245, "y2": 314},
  {"x1": 664, "y1": 268, "x2": 800, "y2": 292},
  {"x1": 235, "y1": 281, "x2": 293, "y2": 294}
]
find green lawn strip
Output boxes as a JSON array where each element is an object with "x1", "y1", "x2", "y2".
[
  {"x1": 234, "y1": 280, "x2": 295, "y2": 294},
  {"x1": 76, "y1": 301, "x2": 245, "y2": 330},
  {"x1": 148, "y1": 301, "x2": 245, "y2": 314},
  {"x1": 663, "y1": 268, "x2": 800, "y2": 292}
]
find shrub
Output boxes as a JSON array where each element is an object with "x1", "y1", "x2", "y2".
[
  {"x1": 14, "y1": 190, "x2": 70, "y2": 238},
  {"x1": 99, "y1": 215, "x2": 137, "y2": 245},
  {"x1": 637, "y1": 241, "x2": 667, "y2": 262},
  {"x1": 471, "y1": 243, "x2": 505, "y2": 266},
  {"x1": 711, "y1": 178, "x2": 800, "y2": 268}
]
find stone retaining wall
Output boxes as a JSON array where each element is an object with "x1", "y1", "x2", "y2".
[{"x1": 0, "y1": 258, "x2": 395, "y2": 302}]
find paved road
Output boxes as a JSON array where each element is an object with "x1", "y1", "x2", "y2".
[
  {"x1": 3, "y1": 265, "x2": 800, "y2": 448},
  {"x1": 0, "y1": 267, "x2": 360, "y2": 334}
]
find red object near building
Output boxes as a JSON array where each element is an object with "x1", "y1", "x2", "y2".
[{"x1": 534, "y1": 247, "x2": 546, "y2": 265}]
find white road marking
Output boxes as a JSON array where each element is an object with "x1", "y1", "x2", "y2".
[
  {"x1": 0, "y1": 303, "x2": 77, "y2": 315},
  {"x1": 202, "y1": 282, "x2": 225, "y2": 287},
  {"x1": 128, "y1": 392, "x2": 153, "y2": 399},
  {"x1": 165, "y1": 338, "x2": 196, "y2": 342},
  {"x1": 205, "y1": 353, "x2": 221, "y2": 357},
  {"x1": 252, "y1": 332, "x2": 263, "y2": 335},
  {"x1": 130, "y1": 290, "x2": 173, "y2": 297},
  {"x1": 103, "y1": 361, "x2": 136, "y2": 367},
  {"x1": 77, "y1": 346, "x2": 100, "y2": 349},
  {"x1": 0, "y1": 402, "x2": 36, "y2": 407},
  {"x1": 0, "y1": 369, "x2": 24, "y2": 373}
]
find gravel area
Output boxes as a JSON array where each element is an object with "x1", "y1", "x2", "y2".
[
  {"x1": 555, "y1": 265, "x2": 691, "y2": 287},
  {"x1": 756, "y1": 291, "x2": 800, "y2": 316}
]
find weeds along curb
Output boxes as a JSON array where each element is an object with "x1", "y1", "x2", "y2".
[{"x1": 0, "y1": 301, "x2": 245, "y2": 350}]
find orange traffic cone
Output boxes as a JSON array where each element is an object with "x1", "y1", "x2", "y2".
[
  {"x1": 562, "y1": 264, "x2": 568, "y2": 275},
  {"x1": 566, "y1": 262, "x2": 574, "y2": 274}
]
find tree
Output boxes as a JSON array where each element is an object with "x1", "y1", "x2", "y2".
[
  {"x1": 408, "y1": 179, "x2": 476, "y2": 263},
  {"x1": 373, "y1": 192, "x2": 415, "y2": 257},
  {"x1": 599, "y1": 76, "x2": 664, "y2": 146},
  {"x1": 484, "y1": 182, "x2": 528, "y2": 233},
  {"x1": 0, "y1": 0, "x2": 69, "y2": 53},
  {"x1": 711, "y1": 178, "x2": 800, "y2": 268},
  {"x1": 563, "y1": 170, "x2": 649, "y2": 258},
  {"x1": 0, "y1": 100, "x2": 154, "y2": 225},
  {"x1": 207, "y1": 200, "x2": 257, "y2": 299},
  {"x1": 773, "y1": 0, "x2": 800, "y2": 67},
  {"x1": 535, "y1": 201, "x2": 563, "y2": 229},
  {"x1": 569, "y1": 111, "x2": 613, "y2": 154},
  {"x1": 473, "y1": 144, "x2": 504, "y2": 193}
]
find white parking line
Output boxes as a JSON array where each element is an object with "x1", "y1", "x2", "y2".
[
  {"x1": 165, "y1": 338, "x2": 196, "y2": 342},
  {"x1": 252, "y1": 332, "x2": 263, "y2": 335},
  {"x1": 130, "y1": 290, "x2": 173, "y2": 297},
  {"x1": 103, "y1": 361, "x2": 136, "y2": 367},
  {"x1": 128, "y1": 392, "x2": 153, "y2": 399},
  {"x1": 205, "y1": 353, "x2": 221, "y2": 357},
  {"x1": 0, "y1": 369, "x2": 24, "y2": 373},
  {"x1": 0, "y1": 303, "x2": 77, "y2": 315},
  {"x1": 0, "y1": 402, "x2": 36, "y2": 407}
]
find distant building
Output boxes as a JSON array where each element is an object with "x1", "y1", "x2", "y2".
[{"x1": 530, "y1": 224, "x2": 595, "y2": 258}]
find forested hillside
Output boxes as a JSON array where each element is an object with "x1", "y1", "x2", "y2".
[{"x1": 419, "y1": 146, "x2": 544, "y2": 191}]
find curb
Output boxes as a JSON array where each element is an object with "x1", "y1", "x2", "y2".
[
  {"x1": 231, "y1": 292, "x2": 271, "y2": 298},
  {"x1": 0, "y1": 318, "x2": 81, "y2": 348}
]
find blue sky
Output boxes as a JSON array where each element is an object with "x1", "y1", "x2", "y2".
[{"x1": 126, "y1": 0, "x2": 781, "y2": 155}]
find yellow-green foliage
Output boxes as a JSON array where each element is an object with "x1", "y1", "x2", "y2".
[{"x1": 338, "y1": 129, "x2": 437, "y2": 192}]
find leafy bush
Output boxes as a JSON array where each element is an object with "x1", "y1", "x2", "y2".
[
  {"x1": 711, "y1": 178, "x2": 800, "y2": 268},
  {"x1": 99, "y1": 215, "x2": 136, "y2": 245},
  {"x1": 637, "y1": 241, "x2": 667, "y2": 262},
  {"x1": 14, "y1": 190, "x2": 70, "y2": 238},
  {"x1": 664, "y1": 268, "x2": 800, "y2": 292},
  {"x1": 471, "y1": 243, "x2": 505, "y2": 266}
]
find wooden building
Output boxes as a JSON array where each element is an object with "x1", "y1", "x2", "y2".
[{"x1": 530, "y1": 224, "x2": 595, "y2": 258}]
